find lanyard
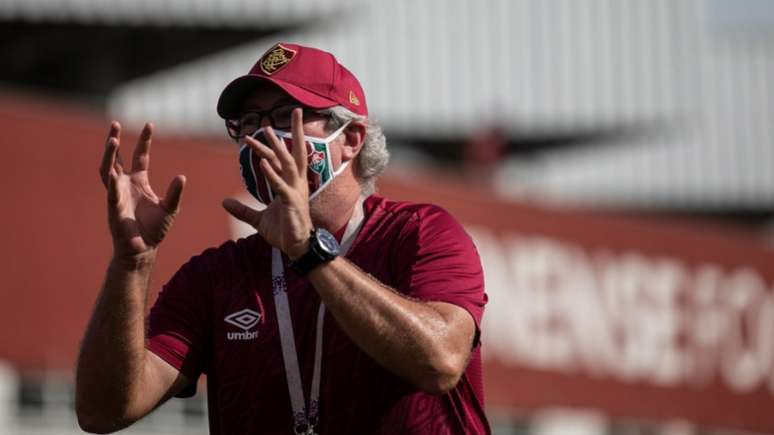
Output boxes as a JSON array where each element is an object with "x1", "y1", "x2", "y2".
[{"x1": 270, "y1": 197, "x2": 366, "y2": 435}]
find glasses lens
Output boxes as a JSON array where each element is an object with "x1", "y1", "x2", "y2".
[
  {"x1": 225, "y1": 119, "x2": 241, "y2": 139},
  {"x1": 239, "y1": 113, "x2": 264, "y2": 138},
  {"x1": 270, "y1": 105, "x2": 298, "y2": 129}
]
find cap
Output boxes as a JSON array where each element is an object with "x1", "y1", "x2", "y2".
[{"x1": 217, "y1": 42, "x2": 368, "y2": 119}]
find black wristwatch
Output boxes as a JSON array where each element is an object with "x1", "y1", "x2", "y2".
[{"x1": 289, "y1": 228, "x2": 340, "y2": 276}]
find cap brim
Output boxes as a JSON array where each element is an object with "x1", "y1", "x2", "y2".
[{"x1": 217, "y1": 75, "x2": 338, "y2": 119}]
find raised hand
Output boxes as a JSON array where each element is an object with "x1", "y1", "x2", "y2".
[
  {"x1": 223, "y1": 109, "x2": 313, "y2": 259},
  {"x1": 99, "y1": 122, "x2": 186, "y2": 259}
]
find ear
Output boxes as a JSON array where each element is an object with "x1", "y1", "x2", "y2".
[{"x1": 339, "y1": 121, "x2": 366, "y2": 163}]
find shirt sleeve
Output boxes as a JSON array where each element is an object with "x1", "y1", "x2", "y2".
[
  {"x1": 146, "y1": 250, "x2": 214, "y2": 397},
  {"x1": 392, "y1": 205, "x2": 488, "y2": 346}
]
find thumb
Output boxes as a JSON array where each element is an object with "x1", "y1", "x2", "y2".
[
  {"x1": 222, "y1": 198, "x2": 262, "y2": 227},
  {"x1": 162, "y1": 175, "x2": 186, "y2": 214}
]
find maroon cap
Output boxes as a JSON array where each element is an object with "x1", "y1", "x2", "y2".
[{"x1": 217, "y1": 42, "x2": 368, "y2": 119}]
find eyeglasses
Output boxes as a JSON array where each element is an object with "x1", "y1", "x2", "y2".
[{"x1": 225, "y1": 104, "x2": 327, "y2": 141}]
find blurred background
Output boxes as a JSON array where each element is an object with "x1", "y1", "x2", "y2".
[{"x1": 1, "y1": 0, "x2": 773, "y2": 434}]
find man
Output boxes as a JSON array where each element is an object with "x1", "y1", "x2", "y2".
[{"x1": 76, "y1": 42, "x2": 490, "y2": 434}]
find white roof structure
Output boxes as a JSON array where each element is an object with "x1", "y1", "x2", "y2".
[
  {"x1": 0, "y1": 0, "x2": 355, "y2": 27},
  {"x1": 108, "y1": 0, "x2": 693, "y2": 137},
  {"x1": 97, "y1": 0, "x2": 774, "y2": 210}
]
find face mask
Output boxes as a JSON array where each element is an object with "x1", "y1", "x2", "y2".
[{"x1": 239, "y1": 122, "x2": 351, "y2": 205}]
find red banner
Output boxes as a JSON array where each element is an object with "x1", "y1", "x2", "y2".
[
  {"x1": 2, "y1": 93, "x2": 773, "y2": 432},
  {"x1": 381, "y1": 177, "x2": 774, "y2": 433}
]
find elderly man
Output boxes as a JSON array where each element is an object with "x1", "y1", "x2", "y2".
[{"x1": 76, "y1": 42, "x2": 490, "y2": 434}]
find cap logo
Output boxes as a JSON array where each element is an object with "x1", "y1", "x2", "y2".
[
  {"x1": 259, "y1": 44, "x2": 297, "y2": 75},
  {"x1": 348, "y1": 90, "x2": 360, "y2": 106}
]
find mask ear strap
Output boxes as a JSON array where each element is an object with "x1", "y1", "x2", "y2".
[
  {"x1": 331, "y1": 160, "x2": 350, "y2": 177},
  {"x1": 326, "y1": 121, "x2": 353, "y2": 176},
  {"x1": 302, "y1": 120, "x2": 351, "y2": 144},
  {"x1": 327, "y1": 121, "x2": 351, "y2": 141}
]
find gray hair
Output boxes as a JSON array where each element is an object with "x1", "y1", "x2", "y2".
[{"x1": 319, "y1": 106, "x2": 389, "y2": 196}]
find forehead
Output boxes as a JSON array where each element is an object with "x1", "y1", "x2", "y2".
[{"x1": 241, "y1": 85, "x2": 298, "y2": 111}]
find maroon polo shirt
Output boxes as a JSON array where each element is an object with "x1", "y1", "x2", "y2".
[{"x1": 147, "y1": 194, "x2": 490, "y2": 434}]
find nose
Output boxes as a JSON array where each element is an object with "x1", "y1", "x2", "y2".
[{"x1": 259, "y1": 115, "x2": 272, "y2": 128}]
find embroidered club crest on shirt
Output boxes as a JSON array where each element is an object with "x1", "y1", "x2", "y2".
[{"x1": 260, "y1": 44, "x2": 297, "y2": 75}]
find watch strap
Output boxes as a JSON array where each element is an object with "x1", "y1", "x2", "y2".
[{"x1": 289, "y1": 230, "x2": 337, "y2": 276}]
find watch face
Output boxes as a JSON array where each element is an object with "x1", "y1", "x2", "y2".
[{"x1": 316, "y1": 229, "x2": 340, "y2": 256}]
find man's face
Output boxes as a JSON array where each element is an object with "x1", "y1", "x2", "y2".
[{"x1": 239, "y1": 87, "x2": 345, "y2": 169}]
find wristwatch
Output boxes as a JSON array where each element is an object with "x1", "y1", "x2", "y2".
[{"x1": 289, "y1": 228, "x2": 340, "y2": 276}]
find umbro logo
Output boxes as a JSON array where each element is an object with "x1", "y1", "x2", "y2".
[{"x1": 224, "y1": 308, "x2": 261, "y2": 340}]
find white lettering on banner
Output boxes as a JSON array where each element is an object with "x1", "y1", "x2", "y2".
[{"x1": 468, "y1": 226, "x2": 774, "y2": 396}]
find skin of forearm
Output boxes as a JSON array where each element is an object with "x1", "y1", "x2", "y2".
[
  {"x1": 75, "y1": 251, "x2": 156, "y2": 431},
  {"x1": 307, "y1": 257, "x2": 472, "y2": 395}
]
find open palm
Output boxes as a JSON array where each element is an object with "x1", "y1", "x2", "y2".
[
  {"x1": 222, "y1": 109, "x2": 313, "y2": 260},
  {"x1": 100, "y1": 122, "x2": 186, "y2": 258}
]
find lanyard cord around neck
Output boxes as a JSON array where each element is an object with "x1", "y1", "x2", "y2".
[{"x1": 270, "y1": 196, "x2": 366, "y2": 435}]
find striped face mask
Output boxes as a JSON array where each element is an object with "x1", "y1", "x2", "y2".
[{"x1": 239, "y1": 122, "x2": 350, "y2": 205}]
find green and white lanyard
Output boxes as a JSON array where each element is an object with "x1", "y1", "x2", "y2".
[{"x1": 270, "y1": 197, "x2": 365, "y2": 435}]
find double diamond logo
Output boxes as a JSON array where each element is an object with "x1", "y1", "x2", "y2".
[{"x1": 224, "y1": 308, "x2": 261, "y2": 331}]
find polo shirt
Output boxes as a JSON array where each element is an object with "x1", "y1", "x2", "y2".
[{"x1": 147, "y1": 194, "x2": 490, "y2": 434}]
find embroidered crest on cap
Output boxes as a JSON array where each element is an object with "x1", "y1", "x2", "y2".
[
  {"x1": 348, "y1": 90, "x2": 360, "y2": 106},
  {"x1": 260, "y1": 44, "x2": 297, "y2": 75}
]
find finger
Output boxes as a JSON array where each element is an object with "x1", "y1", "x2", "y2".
[
  {"x1": 245, "y1": 135, "x2": 282, "y2": 173},
  {"x1": 222, "y1": 197, "x2": 263, "y2": 227},
  {"x1": 107, "y1": 171, "x2": 119, "y2": 208},
  {"x1": 291, "y1": 108, "x2": 308, "y2": 175},
  {"x1": 263, "y1": 126, "x2": 295, "y2": 178},
  {"x1": 114, "y1": 137, "x2": 125, "y2": 174},
  {"x1": 260, "y1": 158, "x2": 292, "y2": 198},
  {"x1": 131, "y1": 122, "x2": 153, "y2": 173},
  {"x1": 161, "y1": 175, "x2": 186, "y2": 214},
  {"x1": 101, "y1": 139, "x2": 120, "y2": 188},
  {"x1": 114, "y1": 153, "x2": 125, "y2": 177},
  {"x1": 99, "y1": 122, "x2": 121, "y2": 187}
]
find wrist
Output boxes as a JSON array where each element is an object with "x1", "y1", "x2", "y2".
[
  {"x1": 287, "y1": 239, "x2": 311, "y2": 261},
  {"x1": 111, "y1": 249, "x2": 157, "y2": 271},
  {"x1": 289, "y1": 228, "x2": 340, "y2": 276}
]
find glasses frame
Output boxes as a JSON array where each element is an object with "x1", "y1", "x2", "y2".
[{"x1": 225, "y1": 104, "x2": 328, "y2": 141}]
